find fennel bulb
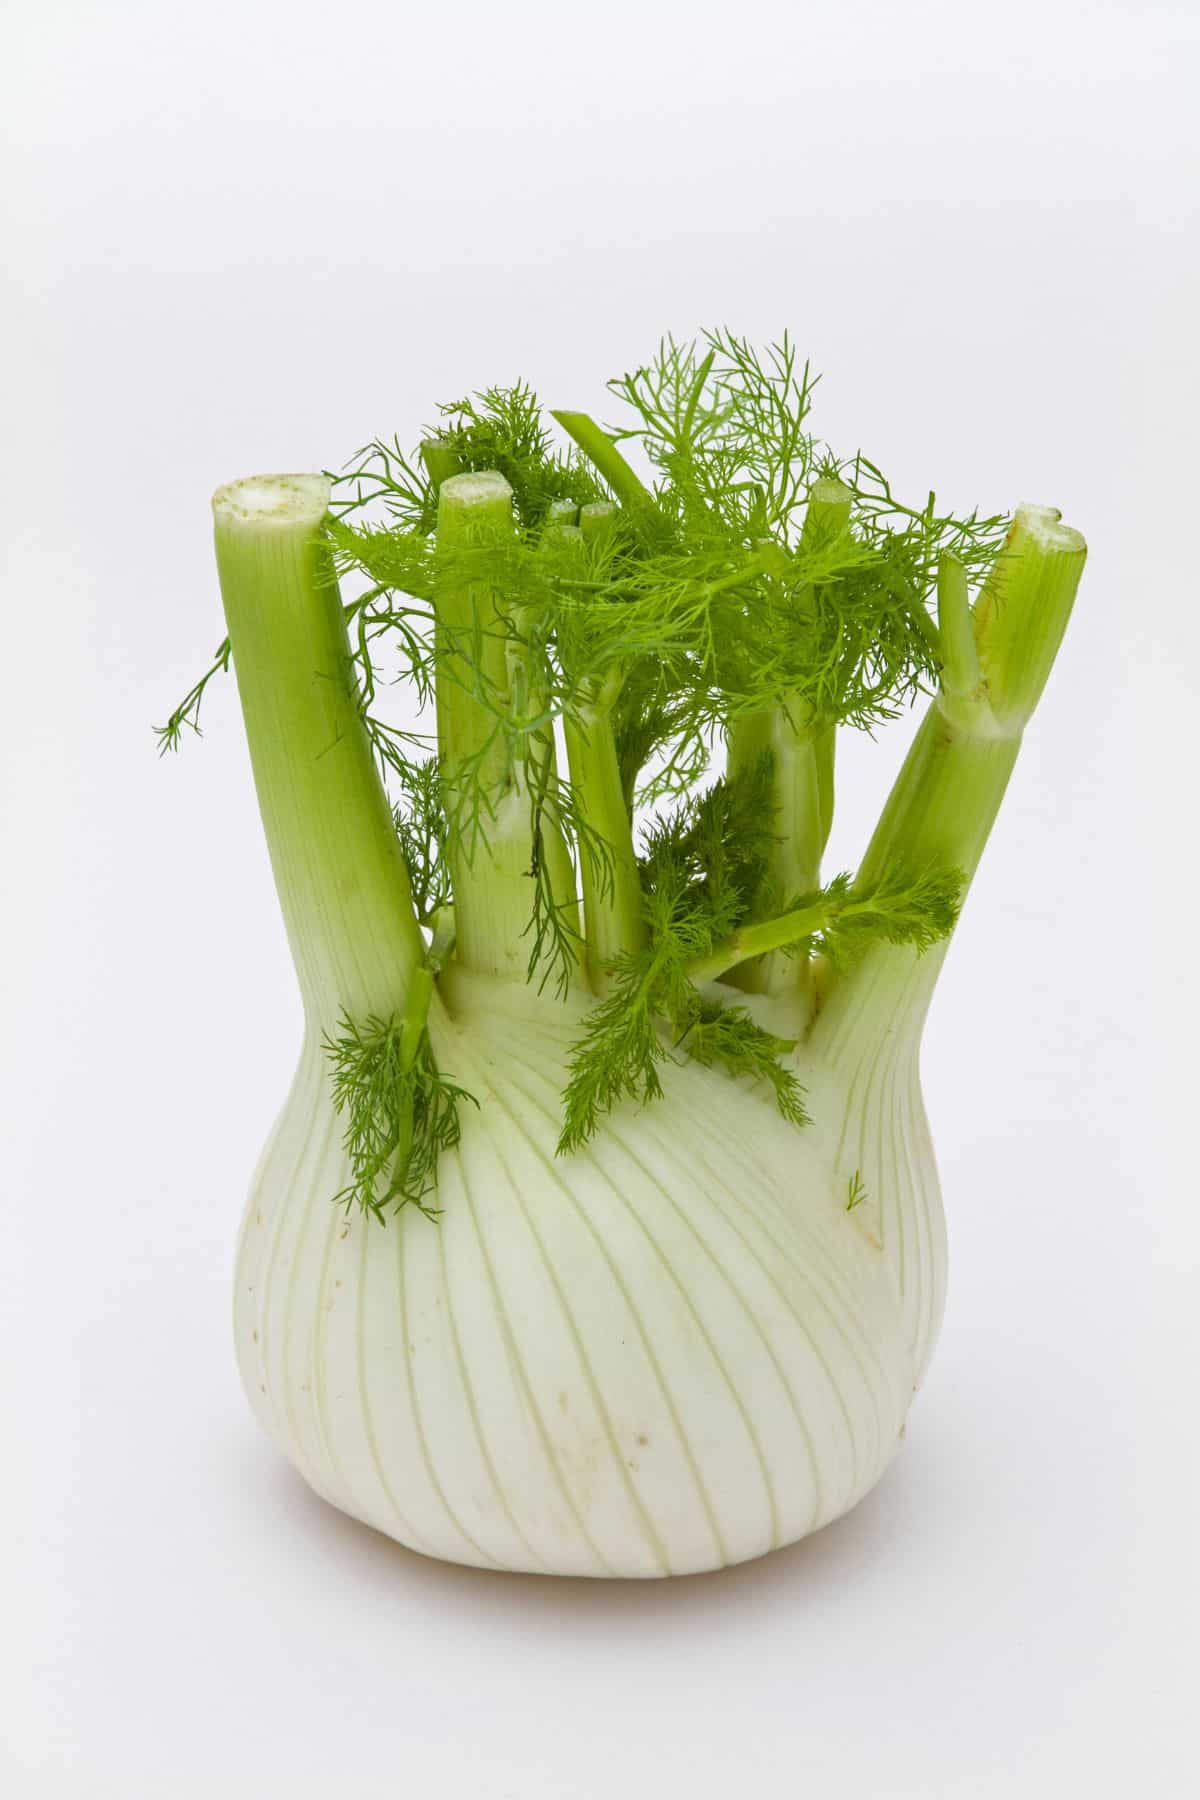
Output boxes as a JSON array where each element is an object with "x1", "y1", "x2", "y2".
[{"x1": 166, "y1": 338, "x2": 1085, "y2": 1576}]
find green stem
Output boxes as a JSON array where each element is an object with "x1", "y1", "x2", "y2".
[
  {"x1": 427, "y1": 906, "x2": 456, "y2": 971},
  {"x1": 551, "y1": 411, "x2": 660, "y2": 524},
  {"x1": 688, "y1": 896, "x2": 834, "y2": 985},
  {"x1": 579, "y1": 500, "x2": 617, "y2": 542},
  {"x1": 379, "y1": 968, "x2": 436, "y2": 1190},
  {"x1": 813, "y1": 723, "x2": 835, "y2": 853},
  {"x1": 703, "y1": 548, "x2": 789, "y2": 601},
  {"x1": 936, "y1": 551, "x2": 982, "y2": 702},
  {"x1": 971, "y1": 505, "x2": 1087, "y2": 730},
  {"x1": 529, "y1": 734, "x2": 583, "y2": 966},
  {"x1": 518, "y1": 732, "x2": 583, "y2": 985},
  {"x1": 434, "y1": 471, "x2": 535, "y2": 981},
  {"x1": 728, "y1": 704, "x2": 825, "y2": 898},
  {"x1": 799, "y1": 478, "x2": 851, "y2": 866},
  {"x1": 563, "y1": 703, "x2": 644, "y2": 987},
  {"x1": 815, "y1": 503, "x2": 1086, "y2": 1054},
  {"x1": 213, "y1": 474, "x2": 424, "y2": 1029},
  {"x1": 399, "y1": 964, "x2": 435, "y2": 1066},
  {"x1": 724, "y1": 479, "x2": 851, "y2": 1004},
  {"x1": 857, "y1": 710, "x2": 1021, "y2": 891},
  {"x1": 420, "y1": 437, "x2": 462, "y2": 493},
  {"x1": 529, "y1": 519, "x2": 596, "y2": 969}
]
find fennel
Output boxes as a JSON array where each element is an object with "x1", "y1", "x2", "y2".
[{"x1": 163, "y1": 335, "x2": 1086, "y2": 1576}]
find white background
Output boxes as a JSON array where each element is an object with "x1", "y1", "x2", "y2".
[{"x1": 3, "y1": 1, "x2": 1197, "y2": 1793}]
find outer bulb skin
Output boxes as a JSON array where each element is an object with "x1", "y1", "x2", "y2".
[{"x1": 234, "y1": 969, "x2": 938, "y2": 1578}]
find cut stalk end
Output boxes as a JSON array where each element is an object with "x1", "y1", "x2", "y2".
[
  {"x1": 801, "y1": 477, "x2": 853, "y2": 544},
  {"x1": 971, "y1": 503, "x2": 1087, "y2": 731},
  {"x1": 440, "y1": 470, "x2": 514, "y2": 513},
  {"x1": 212, "y1": 473, "x2": 330, "y2": 530},
  {"x1": 579, "y1": 500, "x2": 617, "y2": 542},
  {"x1": 1011, "y1": 501, "x2": 1086, "y2": 554},
  {"x1": 419, "y1": 438, "x2": 462, "y2": 492}
]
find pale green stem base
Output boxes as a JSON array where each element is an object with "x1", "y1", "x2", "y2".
[
  {"x1": 434, "y1": 473, "x2": 540, "y2": 981},
  {"x1": 813, "y1": 707, "x2": 1020, "y2": 1064},
  {"x1": 563, "y1": 705, "x2": 644, "y2": 988},
  {"x1": 723, "y1": 479, "x2": 848, "y2": 1010},
  {"x1": 726, "y1": 707, "x2": 828, "y2": 1007}
]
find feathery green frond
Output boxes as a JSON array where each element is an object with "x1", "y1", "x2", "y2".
[
  {"x1": 433, "y1": 383, "x2": 603, "y2": 530},
  {"x1": 334, "y1": 436, "x2": 438, "y2": 533},
  {"x1": 390, "y1": 756, "x2": 451, "y2": 925},
  {"x1": 811, "y1": 864, "x2": 966, "y2": 969},
  {"x1": 558, "y1": 758, "x2": 809, "y2": 1152},
  {"x1": 687, "y1": 865, "x2": 965, "y2": 984},
  {"x1": 323, "y1": 997, "x2": 474, "y2": 1221},
  {"x1": 155, "y1": 637, "x2": 232, "y2": 752}
]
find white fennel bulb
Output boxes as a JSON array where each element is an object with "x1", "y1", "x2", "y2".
[
  {"x1": 234, "y1": 967, "x2": 931, "y2": 1577},
  {"x1": 166, "y1": 340, "x2": 1085, "y2": 1577}
]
